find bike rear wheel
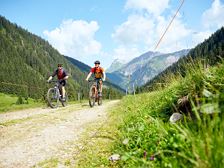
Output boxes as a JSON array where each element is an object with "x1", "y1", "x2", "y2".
[
  {"x1": 47, "y1": 88, "x2": 59, "y2": 108},
  {"x1": 89, "y1": 86, "x2": 96, "y2": 107},
  {"x1": 61, "y1": 92, "x2": 68, "y2": 107},
  {"x1": 98, "y1": 96, "x2": 102, "y2": 106}
]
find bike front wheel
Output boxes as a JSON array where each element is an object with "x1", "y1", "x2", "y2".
[{"x1": 47, "y1": 88, "x2": 59, "y2": 108}]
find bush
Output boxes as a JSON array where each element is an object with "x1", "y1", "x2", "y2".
[{"x1": 16, "y1": 96, "x2": 24, "y2": 104}]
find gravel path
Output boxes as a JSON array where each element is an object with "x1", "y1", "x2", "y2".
[{"x1": 0, "y1": 100, "x2": 119, "y2": 168}]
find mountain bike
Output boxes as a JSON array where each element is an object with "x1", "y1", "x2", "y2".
[
  {"x1": 47, "y1": 80, "x2": 68, "y2": 108},
  {"x1": 88, "y1": 79, "x2": 102, "y2": 107}
]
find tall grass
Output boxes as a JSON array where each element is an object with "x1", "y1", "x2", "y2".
[{"x1": 109, "y1": 61, "x2": 224, "y2": 167}]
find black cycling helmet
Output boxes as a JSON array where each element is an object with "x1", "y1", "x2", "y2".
[{"x1": 94, "y1": 60, "x2": 100, "y2": 64}]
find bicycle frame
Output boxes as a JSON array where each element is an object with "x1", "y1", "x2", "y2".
[
  {"x1": 88, "y1": 79, "x2": 102, "y2": 107},
  {"x1": 50, "y1": 81, "x2": 60, "y2": 98},
  {"x1": 47, "y1": 80, "x2": 67, "y2": 108},
  {"x1": 55, "y1": 86, "x2": 60, "y2": 99},
  {"x1": 89, "y1": 80, "x2": 100, "y2": 95}
]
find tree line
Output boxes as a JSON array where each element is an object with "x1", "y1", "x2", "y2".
[{"x1": 0, "y1": 16, "x2": 123, "y2": 100}]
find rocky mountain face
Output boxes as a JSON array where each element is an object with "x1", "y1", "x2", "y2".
[{"x1": 108, "y1": 49, "x2": 190, "y2": 89}]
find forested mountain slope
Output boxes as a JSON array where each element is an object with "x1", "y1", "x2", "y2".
[{"x1": 0, "y1": 16, "x2": 123, "y2": 99}]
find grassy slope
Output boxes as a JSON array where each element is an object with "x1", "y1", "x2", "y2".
[
  {"x1": 76, "y1": 60, "x2": 224, "y2": 168},
  {"x1": 0, "y1": 93, "x2": 43, "y2": 113},
  {"x1": 0, "y1": 92, "x2": 90, "y2": 113}
]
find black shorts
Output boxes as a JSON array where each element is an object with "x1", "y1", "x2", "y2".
[
  {"x1": 94, "y1": 78, "x2": 102, "y2": 88},
  {"x1": 58, "y1": 80, "x2": 67, "y2": 86},
  {"x1": 95, "y1": 78, "x2": 103, "y2": 83}
]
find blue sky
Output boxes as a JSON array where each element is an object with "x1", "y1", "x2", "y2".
[{"x1": 1, "y1": 0, "x2": 224, "y2": 68}]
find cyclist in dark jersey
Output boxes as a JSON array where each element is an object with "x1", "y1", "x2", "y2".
[
  {"x1": 47, "y1": 64, "x2": 69, "y2": 101},
  {"x1": 86, "y1": 60, "x2": 106, "y2": 96}
]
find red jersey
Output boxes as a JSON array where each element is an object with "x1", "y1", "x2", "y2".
[
  {"x1": 91, "y1": 67, "x2": 104, "y2": 79},
  {"x1": 52, "y1": 68, "x2": 68, "y2": 80}
]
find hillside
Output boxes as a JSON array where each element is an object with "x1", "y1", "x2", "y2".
[
  {"x1": 106, "y1": 59, "x2": 125, "y2": 73},
  {"x1": 109, "y1": 50, "x2": 189, "y2": 89},
  {"x1": 0, "y1": 16, "x2": 123, "y2": 100},
  {"x1": 131, "y1": 49, "x2": 190, "y2": 86},
  {"x1": 0, "y1": 16, "x2": 89, "y2": 99},
  {"x1": 64, "y1": 56, "x2": 90, "y2": 73},
  {"x1": 120, "y1": 51, "x2": 160, "y2": 75},
  {"x1": 142, "y1": 27, "x2": 224, "y2": 92}
]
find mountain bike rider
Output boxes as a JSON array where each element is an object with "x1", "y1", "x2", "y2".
[
  {"x1": 47, "y1": 64, "x2": 69, "y2": 101},
  {"x1": 86, "y1": 61, "x2": 106, "y2": 96}
]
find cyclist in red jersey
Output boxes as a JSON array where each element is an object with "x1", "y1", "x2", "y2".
[{"x1": 86, "y1": 61, "x2": 106, "y2": 96}]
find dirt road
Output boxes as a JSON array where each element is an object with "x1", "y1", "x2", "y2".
[{"x1": 0, "y1": 100, "x2": 119, "y2": 168}]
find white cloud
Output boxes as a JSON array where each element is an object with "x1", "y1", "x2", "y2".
[
  {"x1": 110, "y1": 0, "x2": 208, "y2": 62},
  {"x1": 155, "y1": 14, "x2": 192, "y2": 52},
  {"x1": 187, "y1": 0, "x2": 224, "y2": 49},
  {"x1": 112, "y1": 3, "x2": 192, "y2": 57},
  {"x1": 43, "y1": 19, "x2": 101, "y2": 58},
  {"x1": 166, "y1": 56, "x2": 178, "y2": 65},
  {"x1": 112, "y1": 0, "x2": 224, "y2": 60},
  {"x1": 112, "y1": 0, "x2": 224, "y2": 63},
  {"x1": 192, "y1": 31, "x2": 212, "y2": 46},
  {"x1": 112, "y1": 14, "x2": 155, "y2": 46},
  {"x1": 113, "y1": 45, "x2": 141, "y2": 62},
  {"x1": 202, "y1": 0, "x2": 224, "y2": 30},
  {"x1": 125, "y1": 0, "x2": 170, "y2": 16}
]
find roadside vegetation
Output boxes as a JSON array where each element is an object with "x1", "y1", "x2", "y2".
[
  {"x1": 110, "y1": 60, "x2": 224, "y2": 167},
  {"x1": 0, "y1": 93, "x2": 43, "y2": 113},
  {"x1": 73, "y1": 27, "x2": 224, "y2": 168},
  {"x1": 75, "y1": 60, "x2": 224, "y2": 168}
]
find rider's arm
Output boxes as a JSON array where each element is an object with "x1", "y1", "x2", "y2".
[
  {"x1": 47, "y1": 70, "x2": 57, "y2": 82},
  {"x1": 86, "y1": 72, "x2": 92, "y2": 81},
  {"x1": 63, "y1": 75, "x2": 69, "y2": 80},
  {"x1": 63, "y1": 71, "x2": 69, "y2": 80},
  {"x1": 52, "y1": 70, "x2": 57, "y2": 77},
  {"x1": 103, "y1": 72, "x2": 106, "y2": 81},
  {"x1": 47, "y1": 76, "x2": 53, "y2": 82}
]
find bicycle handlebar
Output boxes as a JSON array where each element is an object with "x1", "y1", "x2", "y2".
[
  {"x1": 88, "y1": 80, "x2": 95, "y2": 82},
  {"x1": 47, "y1": 80, "x2": 59, "y2": 83},
  {"x1": 88, "y1": 79, "x2": 104, "y2": 82}
]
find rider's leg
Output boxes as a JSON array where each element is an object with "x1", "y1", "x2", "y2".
[
  {"x1": 94, "y1": 86, "x2": 97, "y2": 97},
  {"x1": 98, "y1": 80, "x2": 103, "y2": 96},
  {"x1": 59, "y1": 80, "x2": 66, "y2": 100},
  {"x1": 99, "y1": 80, "x2": 103, "y2": 93},
  {"x1": 62, "y1": 86, "x2": 65, "y2": 98},
  {"x1": 58, "y1": 85, "x2": 62, "y2": 96}
]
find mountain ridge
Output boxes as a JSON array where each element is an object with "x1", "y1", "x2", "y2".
[{"x1": 108, "y1": 49, "x2": 190, "y2": 89}]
